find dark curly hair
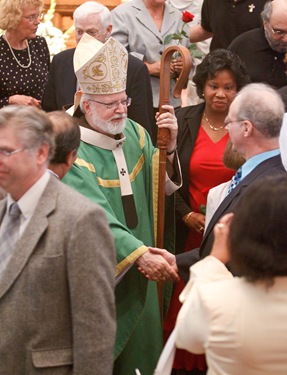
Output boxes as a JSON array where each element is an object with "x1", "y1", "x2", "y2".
[
  {"x1": 193, "y1": 49, "x2": 250, "y2": 98},
  {"x1": 229, "y1": 175, "x2": 287, "y2": 286}
]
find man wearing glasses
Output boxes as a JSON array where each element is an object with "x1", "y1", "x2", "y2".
[
  {"x1": 63, "y1": 34, "x2": 181, "y2": 375},
  {"x1": 0, "y1": 105, "x2": 116, "y2": 375},
  {"x1": 174, "y1": 83, "x2": 287, "y2": 284},
  {"x1": 229, "y1": 0, "x2": 287, "y2": 89}
]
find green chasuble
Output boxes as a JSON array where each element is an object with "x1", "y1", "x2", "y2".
[{"x1": 63, "y1": 118, "x2": 176, "y2": 375}]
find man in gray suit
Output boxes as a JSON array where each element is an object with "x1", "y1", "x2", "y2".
[{"x1": 0, "y1": 106, "x2": 116, "y2": 374}]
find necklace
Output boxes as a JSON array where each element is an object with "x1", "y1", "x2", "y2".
[
  {"x1": 204, "y1": 113, "x2": 225, "y2": 131},
  {"x1": 4, "y1": 34, "x2": 31, "y2": 69}
]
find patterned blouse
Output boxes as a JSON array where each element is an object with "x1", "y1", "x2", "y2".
[{"x1": 0, "y1": 35, "x2": 50, "y2": 108}]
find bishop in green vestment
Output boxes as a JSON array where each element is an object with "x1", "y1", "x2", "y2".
[{"x1": 63, "y1": 34, "x2": 181, "y2": 375}]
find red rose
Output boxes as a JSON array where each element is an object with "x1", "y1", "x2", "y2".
[{"x1": 182, "y1": 11, "x2": 194, "y2": 23}]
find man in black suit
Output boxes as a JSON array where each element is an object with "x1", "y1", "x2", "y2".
[
  {"x1": 42, "y1": 1, "x2": 155, "y2": 140},
  {"x1": 150, "y1": 83, "x2": 287, "y2": 282}
]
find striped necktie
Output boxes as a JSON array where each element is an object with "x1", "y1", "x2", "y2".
[
  {"x1": 227, "y1": 167, "x2": 242, "y2": 194},
  {"x1": 0, "y1": 202, "x2": 21, "y2": 277}
]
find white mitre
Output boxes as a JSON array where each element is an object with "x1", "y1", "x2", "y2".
[{"x1": 73, "y1": 33, "x2": 128, "y2": 95}]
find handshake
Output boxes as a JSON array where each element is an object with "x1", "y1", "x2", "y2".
[{"x1": 136, "y1": 247, "x2": 179, "y2": 282}]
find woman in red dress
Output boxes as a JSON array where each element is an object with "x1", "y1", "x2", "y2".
[{"x1": 164, "y1": 49, "x2": 250, "y2": 375}]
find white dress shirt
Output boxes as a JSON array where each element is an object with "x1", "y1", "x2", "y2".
[{"x1": 0, "y1": 171, "x2": 50, "y2": 238}]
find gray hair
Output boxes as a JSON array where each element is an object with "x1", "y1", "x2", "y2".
[
  {"x1": 261, "y1": 0, "x2": 272, "y2": 22},
  {"x1": 73, "y1": 1, "x2": 111, "y2": 29},
  {"x1": 80, "y1": 93, "x2": 96, "y2": 113},
  {"x1": 235, "y1": 83, "x2": 284, "y2": 138},
  {"x1": 0, "y1": 106, "x2": 55, "y2": 162}
]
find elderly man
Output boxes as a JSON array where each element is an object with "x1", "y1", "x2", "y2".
[
  {"x1": 154, "y1": 83, "x2": 286, "y2": 282},
  {"x1": 42, "y1": 1, "x2": 155, "y2": 139},
  {"x1": 63, "y1": 34, "x2": 180, "y2": 375},
  {"x1": 0, "y1": 106, "x2": 116, "y2": 375},
  {"x1": 229, "y1": 0, "x2": 287, "y2": 88},
  {"x1": 47, "y1": 111, "x2": 81, "y2": 179}
]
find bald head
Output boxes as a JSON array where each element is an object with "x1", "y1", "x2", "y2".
[
  {"x1": 262, "y1": 0, "x2": 287, "y2": 52},
  {"x1": 234, "y1": 83, "x2": 284, "y2": 138}
]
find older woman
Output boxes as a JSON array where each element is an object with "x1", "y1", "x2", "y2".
[
  {"x1": 176, "y1": 175, "x2": 287, "y2": 375},
  {"x1": 164, "y1": 49, "x2": 250, "y2": 375},
  {"x1": 0, "y1": 0, "x2": 50, "y2": 108},
  {"x1": 111, "y1": 0, "x2": 191, "y2": 141}
]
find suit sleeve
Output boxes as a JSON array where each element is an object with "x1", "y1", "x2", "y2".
[
  {"x1": 126, "y1": 58, "x2": 155, "y2": 141},
  {"x1": 67, "y1": 205, "x2": 116, "y2": 375},
  {"x1": 42, "y1": 57, "x2": 58, "y2": 112}
]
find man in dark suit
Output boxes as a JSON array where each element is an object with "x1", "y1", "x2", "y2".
[
  {"x1": 0, "y1": 105, "x2": 116, "y2": 374},
  {"x1": 42, "y1": 1, "x2": 155, "y2": 140},
  {"x1": 151, "y1": 83, "x2": 286, "y2": 282}
]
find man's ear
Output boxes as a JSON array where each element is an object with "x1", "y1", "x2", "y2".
[
  {"x1": 106, "y1": 24, "x2": 112, "y2": 38},
  {"x1": 82, "y1": 99, "x2": 91, "y2": 114},
  {"x1": 65, "y1": 149, "x2": 78, "y2": 169},
  {"x1": 243, "y1": 120, "x2": 253, "y2": 137},
  {"x1": 37, "y1": 143, "x2": 50, "y2": 166}
]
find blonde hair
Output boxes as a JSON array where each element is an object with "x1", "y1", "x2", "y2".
[{"x1": 0, "y1": 0, "x2": 43, "y2": 30}]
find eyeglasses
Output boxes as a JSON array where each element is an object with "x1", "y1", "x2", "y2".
[
  {"x1": 0, "y1": 147, "x2": 26, "y2": 157},
  {"x1": 75, "y1": 29, "x2": 101, "y2": 38},
  {"x1": 268, "y1": 23, "x2": 287, "y2": 39},
  {"x1": 88, "y1": 97, "x2": 132, "y2": 110},
  {"x1": 23, "y1": 13, "x2": 43, "y2": 23},
  {"x1": 224, "y1": 119, "x2": 244, "y2": 127}
]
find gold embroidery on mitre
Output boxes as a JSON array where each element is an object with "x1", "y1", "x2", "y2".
[{"x1": 75, "y1": 36, "x2": 128, "y2": 95}]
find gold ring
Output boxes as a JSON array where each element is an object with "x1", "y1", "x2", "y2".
[{"x1": 217, "y1": 223, "x2": 225, "y2": 229}]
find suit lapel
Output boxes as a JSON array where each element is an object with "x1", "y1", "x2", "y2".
[
  {"x1": 0, "y1": 177, "x2": 59, "y2": 299},
  {"x1": 203, "y1": 155, "x2": 282, "y2": 240}
]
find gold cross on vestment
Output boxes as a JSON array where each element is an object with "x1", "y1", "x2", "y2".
[{"x1": 249, "y1": 4, "x2": 255, "y2": 12}]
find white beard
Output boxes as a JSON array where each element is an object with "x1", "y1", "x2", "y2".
[{"x1": 91, "y1": 111, "x2": 126, "y2": 135}]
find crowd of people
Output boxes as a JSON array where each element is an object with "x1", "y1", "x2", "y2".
[{"x1": 0, "y1": 0, "x2": 287, "y2": 374}]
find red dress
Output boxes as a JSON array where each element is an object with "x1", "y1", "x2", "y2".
[{"x1": 164, "y1": 126, "x2": 234, "y2": 371}]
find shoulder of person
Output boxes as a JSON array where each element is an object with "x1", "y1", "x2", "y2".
[
  {"x1": 176, "y1": 102, "x2": 205, "y2": 121},
  {"x1": 228, "y1": 27, "x2": 262, "y2": 49},
  {"x1": 51, "y1": 48, "x2": 75, "y2": 63}
]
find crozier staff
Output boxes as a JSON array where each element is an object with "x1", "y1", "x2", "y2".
[{"x1": 0, "y1": 0, "x2": 50, "y2": 108}]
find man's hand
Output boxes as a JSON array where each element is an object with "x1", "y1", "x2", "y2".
[
  {"x1": 155, "y1": 105, "x2": 178, "y2": 159},
  {"x1": 137, "y1": 247, "x2": 179, "y2": 282},
  {"x1": 8, "y1": 94, "x2": 41, "y2": 107}
]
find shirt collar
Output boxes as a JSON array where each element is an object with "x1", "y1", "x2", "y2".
[
  {"x1": 80, "y1": 126, "x2": 126, "y2": 150},
  {"x1": 241, "y1": 149, "x2": 280, "y2": 180},
  {"x1": 7, "y1": 171, "x2": 50, "y2": 220}
]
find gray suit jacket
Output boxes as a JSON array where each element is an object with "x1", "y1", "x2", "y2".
[
  {"x1": 111, "y1": 0, "x2": 190, "y2": 108},
  {"x1": 0, "y1": 176, "x2": 116, "y2": 374}
]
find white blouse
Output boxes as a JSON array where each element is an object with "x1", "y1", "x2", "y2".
[{"x1": 175, "y1": 256, "x2": 287, "y2": 375}]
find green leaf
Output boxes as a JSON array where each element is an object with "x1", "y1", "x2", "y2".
[
  {"x1": 164, "y1": 34, "x2": 174, "y2": 44},
  {"x1": 181, "y1": 30, "x2": 188, "y2": 38},
  {"x1": 200, "y1": 204, "x2": 206, "y2": 216}
]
